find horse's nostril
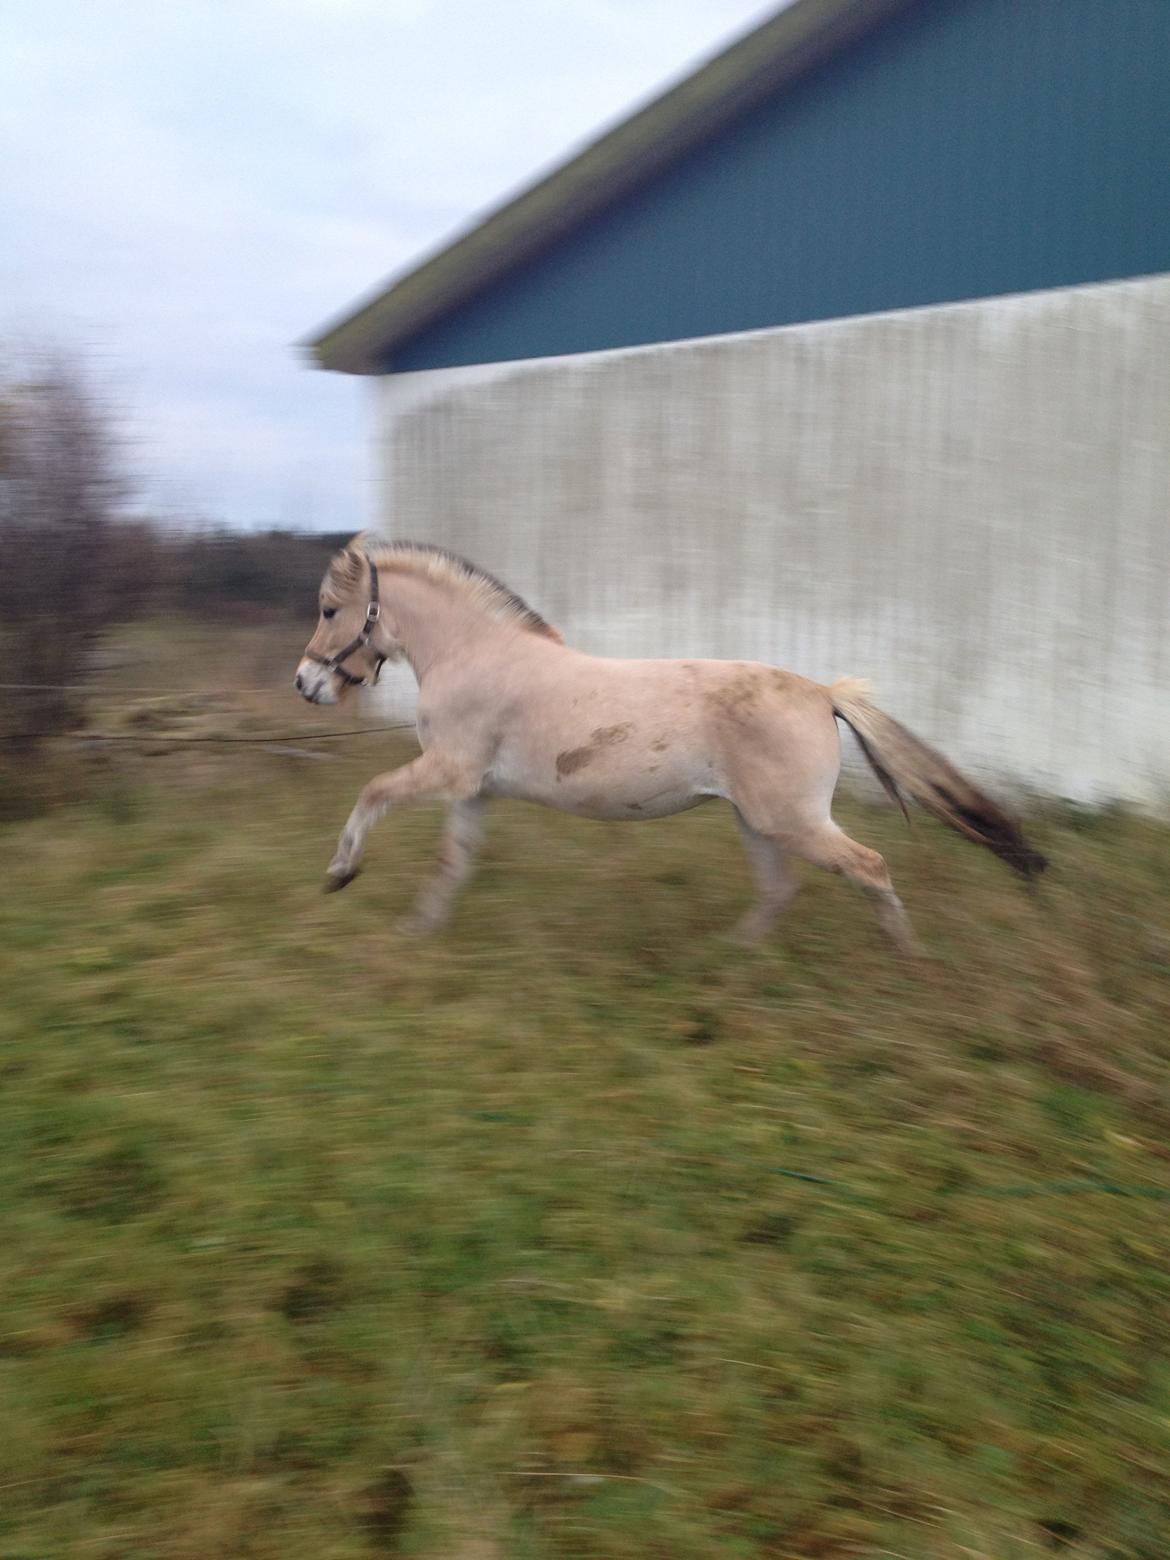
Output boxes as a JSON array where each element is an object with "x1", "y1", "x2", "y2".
[{"x1": 294, "y1": 673, "x2": 304, "y2": 692}]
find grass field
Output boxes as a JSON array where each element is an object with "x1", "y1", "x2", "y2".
[{"x1": 2, "y1": 622, "x2": 1169, "y2": 1559}]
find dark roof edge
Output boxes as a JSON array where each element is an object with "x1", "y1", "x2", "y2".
[{"x1": 305, "y1": 0, "x2": 921, "y2": 375}]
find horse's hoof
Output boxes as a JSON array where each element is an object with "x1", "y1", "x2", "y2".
[{"x1": 323, "y1": 869, "x2": 358, "y2": 894}]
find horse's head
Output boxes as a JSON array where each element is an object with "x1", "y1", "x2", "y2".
[{"x1": 294, "y1": 539, "x2": 401, "y2": 704}]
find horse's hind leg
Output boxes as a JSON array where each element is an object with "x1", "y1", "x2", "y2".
[
  {"x1": 730, "y1": 811, "x2": 800, "y2": 945},
  {"x1": 789, "y1": 823, "x2": 922, "y2": 955},
  {"x1": 398, "y1": 797, "x2": 485, "y2": 937}
]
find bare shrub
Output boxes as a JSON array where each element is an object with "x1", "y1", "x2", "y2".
[{"x1": 0, "y1": 350, "x2": 139, "y2": 807}]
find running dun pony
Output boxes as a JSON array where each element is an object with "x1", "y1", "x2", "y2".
[{"x1": 295, "y1": 536, "x2": 1045, "y2": 951}]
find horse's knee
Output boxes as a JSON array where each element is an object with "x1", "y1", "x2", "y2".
[{"x1": 359, "y1": 777, "x2": 389, "y2": 811}]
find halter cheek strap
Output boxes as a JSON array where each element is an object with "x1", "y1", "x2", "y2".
[{"x1": 307, "y1": 560, "x2": 388, "y2": 687}]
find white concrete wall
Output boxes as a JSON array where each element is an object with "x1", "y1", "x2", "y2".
[{"x1": 372, "y1": 274, "x2": 1170, "y2": 804}]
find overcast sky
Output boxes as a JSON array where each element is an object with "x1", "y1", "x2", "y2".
[{"x1": 1, "y1": 0, "x2": 780, "y2": 530}]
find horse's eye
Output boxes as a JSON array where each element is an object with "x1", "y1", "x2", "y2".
[{"x1": 322, "y1": 607, "x2": 337, "y2": 620}]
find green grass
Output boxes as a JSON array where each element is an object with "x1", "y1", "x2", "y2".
[{"x1": 1, "y1": 637, "x2": 1169, "y2": 1557}]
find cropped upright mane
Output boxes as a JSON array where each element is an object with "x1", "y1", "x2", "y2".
[{"x1": 329, "y1": 535, "x2": 561, "y2": 642}]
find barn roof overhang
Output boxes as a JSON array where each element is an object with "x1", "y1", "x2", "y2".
[{"x1": 304, "y1": 0, "x2": 921, "y2": 375}]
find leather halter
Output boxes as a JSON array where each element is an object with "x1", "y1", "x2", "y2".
[{"x1": 306, "y1": 559, "x2": 387, "y2": 688}]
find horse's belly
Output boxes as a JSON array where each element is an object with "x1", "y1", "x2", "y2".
[
  {"x1": 563, "y1": 783, "x2": 713, "y2": 821},
  {"x1": 483, "y1": 747, "x2": 722, "y2": 821}
]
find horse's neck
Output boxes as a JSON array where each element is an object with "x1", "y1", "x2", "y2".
[{"x1": 384, "y1": 570, "x2": 508, "y2": 678}]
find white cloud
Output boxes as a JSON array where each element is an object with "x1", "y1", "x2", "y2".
[{"x1": 1, "y1": 0, "x2": 782, "y2": 526}]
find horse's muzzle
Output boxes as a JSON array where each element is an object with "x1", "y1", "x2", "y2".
[{"x1": 294, "y1": 661, "x2": 337, "y2": 705}]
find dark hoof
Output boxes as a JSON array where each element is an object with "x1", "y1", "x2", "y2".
[{"x1": 323, "y1": 869, "x2": 358, "y2": 894}]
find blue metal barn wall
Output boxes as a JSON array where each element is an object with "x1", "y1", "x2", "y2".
[{"x1": 387, "y1": 0, "x2": 1170, "y2": 373}]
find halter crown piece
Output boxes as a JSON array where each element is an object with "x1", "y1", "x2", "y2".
[{"x1": 307, "y1": 559, "x2": 388, "y2": 688}]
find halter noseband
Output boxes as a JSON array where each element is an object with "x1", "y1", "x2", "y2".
[{"x1": 307, "y1": 559, "x2": 388, "y2": 688}]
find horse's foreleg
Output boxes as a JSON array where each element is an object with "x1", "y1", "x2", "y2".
[
  {"x1": 325, "y1": 751, "x2": 472, "y2": 891},
  {"x1": 729, "y1": 812, "x2": 800, "y2": 944},
  {"x1": 398, "y1": 797, "x2": 486, "y2": 936}
]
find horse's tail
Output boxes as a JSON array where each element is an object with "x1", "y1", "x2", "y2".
[{"x1": 827, "y1": 678, "x2": 1047, "y2": 880}]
